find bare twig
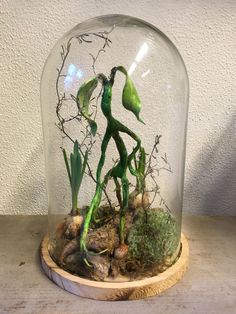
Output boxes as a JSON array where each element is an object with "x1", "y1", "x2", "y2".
[
  {"x1": 76, "y1": 26, "x2": 115, "y2": 75},
  {"x1": 144, "y1": 134, "x2": 162, "y2": 178},
  {"x1": 143, "y1": 134, "x2": 173, "y2": 213},
  {"x1": 55, "y1": 28, "x2": 115, "y2": 209}
]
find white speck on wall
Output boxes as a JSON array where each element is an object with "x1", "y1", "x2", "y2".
[{"x1": 0, "y1": 0, "x2": 235, "y2": 215}]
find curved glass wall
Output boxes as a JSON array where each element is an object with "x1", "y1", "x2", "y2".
[{"x1": 41, "y1": 14, "x2": 189, "y2": 281}]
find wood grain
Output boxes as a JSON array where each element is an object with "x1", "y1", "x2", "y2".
[
  {"x1": 1, "y1": 216, "x2": 236, "y2": 313},
  {"x1": 40, "y1": 233, "x2": 189, "y2": 300}
]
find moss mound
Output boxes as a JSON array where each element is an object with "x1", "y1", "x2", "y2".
[{"x1": 128, "y1": 209, "x2": 179, "y2": 266}]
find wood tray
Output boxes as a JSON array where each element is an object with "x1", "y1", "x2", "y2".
[{"x1": 40, "y1": 233, "x2": 189, "y2": 300}]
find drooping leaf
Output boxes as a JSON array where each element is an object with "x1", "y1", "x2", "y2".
[
  {"x1": 76, "y1": 77, "x2": 98, "y2": 136},
  {"x1": 116, "y1": 66, "x2": 144, "y2": 124},
  {"x1": 122, "y1": 75, "x2": 144, "y2": 124}
]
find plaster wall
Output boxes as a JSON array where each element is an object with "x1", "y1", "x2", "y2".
[{"x1": 0, "y1": 0, "x2": 235, "y2": 215}]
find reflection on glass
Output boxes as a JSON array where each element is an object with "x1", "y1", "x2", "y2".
[
  {"x1": 141, "y1": 69, "x2": 150, "y2": 78},
  {"x1": 64, "y1": 63, "x2": 84, "y2": 89},
  {"x1": 128, "y1": 42, "x2": 149, "y2": 76},
  {"x1": 135, "y1": 42, "x2": 148, "y2": 62},
  {"x1": 128, "y1": 62, "x2": 137, "y2": 75}
]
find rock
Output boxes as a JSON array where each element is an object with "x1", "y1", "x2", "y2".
[
  {"x1": 88, "y1": 254, "x2": 110, "y2": 281},
  {"x1": 114, "y1": 244, "x2": 129, "y2": 260},
  {"x1": 87, "y1": 221, "x2": 119, "y2": 253},
  {"x1": 59, "y1": 239, "x2": 79, "y2": 264},
  {"x1": 64, "y1": 252, "x2": 81, "y2": 273},
  {"x1": 63, "y1": 251, "x2": 110, "y2": 281},
  {"x1": 110, "y1": 259, "x2": 120, "y2": 278}
]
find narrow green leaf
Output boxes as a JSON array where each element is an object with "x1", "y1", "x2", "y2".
[
  {"x1": 62, "y1": 148, "x2": 71, "y2": 187},
  {"x1": 75, "y1": 149, "x2": 82, "y2": 193},
  {"x1": 76, "y1": 150, "x2": 87, "y2": 193},
  {"x1": 74, "y1": 140, "x2": 79, "y2": 157},
  {"x1": 70, "y1": 152, "x2": 76, "y2": 197},
  {"x1": 133, "y1": 151, "x2": 138, "y2": 171},
  {"x1": 81, "y1": 150, "x2": 88, "y2": 177},
  {"x1": 65, "y1": 142, "x2": 87, "y2": 210}
]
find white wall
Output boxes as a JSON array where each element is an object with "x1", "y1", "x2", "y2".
[{"x1": 0, "y1": 0, "x2": 235, "y2": 215}]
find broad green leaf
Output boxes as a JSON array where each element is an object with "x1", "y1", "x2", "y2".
[
  {"x1": 122, "y1": 75, "x2": 144, "y2": 124},
  {"x1": 76, "y1": 77, "x2": 98, "y2": 136}
]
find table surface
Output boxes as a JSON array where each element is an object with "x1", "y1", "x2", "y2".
[{"x1": 0, "y1": 215, "x2": 235, "y2": 314}]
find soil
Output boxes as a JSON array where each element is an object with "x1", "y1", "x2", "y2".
[{"x1": 50, "y1": 205, "x2": 180, "y2": 282}]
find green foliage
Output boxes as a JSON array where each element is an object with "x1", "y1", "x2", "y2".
[
  {"x1": 116, "y1": 66, "x2": 144, "y2": 124},
  {"x1": 134, "y1": 146, "x2": 146, "y2": 192},
  {"x1": 77, "y1": 65, "x2": 144, "y2": 258},
  {"x1": 63, "y1": 141, "x2": 88, "y2": 211},
  {"x1": 128, "y1": 209, "x2": 179, "y2": 265},
  {"x1": 138, "y1": 147, "x2": 146, "y2": 176},
  {"x1": 76, "y1": 77, "x2": 98, "y2": 136},
  {"x1": 122, "y1": 76, "x2": 143, "y2": 123}
]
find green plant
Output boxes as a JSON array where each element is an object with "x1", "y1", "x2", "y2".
[
  {"x1": 134, "y1": 146, "x2": 146, "y2": 193},
  {"x1": 62, "y1": 140, "x2": 88, "y2": 215},
  {"x1": 76, "y1": 66, "x2": 144, "y2": 262},
  {"x1": 128, "y1": 209, "x2": 178, "y2": 265},
  {"x1": 55, "y1": 29, "x2": 176, "y2": 277}
]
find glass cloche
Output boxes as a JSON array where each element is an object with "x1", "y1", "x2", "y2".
[{"x1": 40, "y1": 14, "x2": 189, "y2": 283}]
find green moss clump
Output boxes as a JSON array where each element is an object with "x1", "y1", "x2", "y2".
[{"x1": 128, "y1": 209, "x2": 179, "y2": 266}]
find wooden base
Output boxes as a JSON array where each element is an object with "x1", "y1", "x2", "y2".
[{"x1": 40, "y1": 233, "x2": 189, "y2": 300}]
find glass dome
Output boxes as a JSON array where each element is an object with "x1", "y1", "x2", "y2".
[{"x1": 41, "y1": 14, "x2": 189, "y2": 282}]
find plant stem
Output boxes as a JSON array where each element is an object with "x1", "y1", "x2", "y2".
[
  {"x1": 71, "y1": 191, "x2": 78, "y2": 215},
  {"x1": 80, "y1": 185, "x2": 102, "y2": 250},
  {"x1": 120, "y1": 176, "x2": 129, "y2": 244},
  {"x1": 114, "y1": 177, "x2": 122, "y2": 208},
  {"x1": 79, "y1": 66, "x2": 143, "y2": 256}
]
